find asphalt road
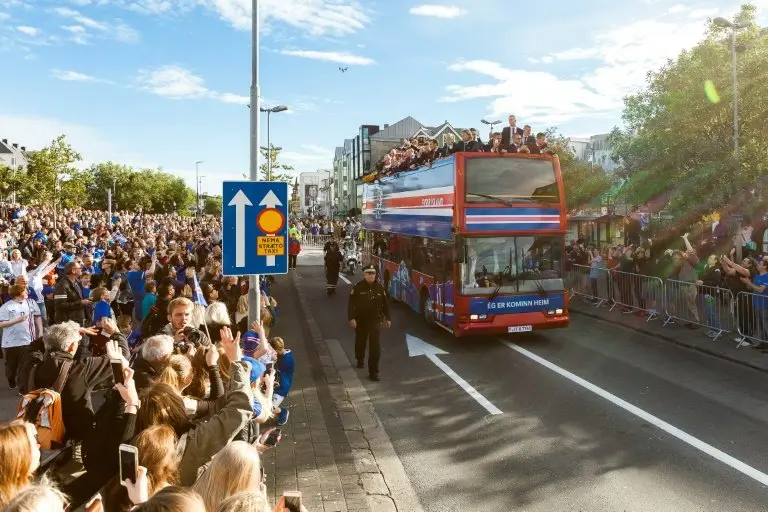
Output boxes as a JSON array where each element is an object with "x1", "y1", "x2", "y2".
[{"x1": 296, "y1": 253, "x2": 768, "y2": 512}]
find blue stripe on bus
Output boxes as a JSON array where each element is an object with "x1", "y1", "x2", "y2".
[{"x1": 362, "y1": 214, "x2": 452, "y2": 240}]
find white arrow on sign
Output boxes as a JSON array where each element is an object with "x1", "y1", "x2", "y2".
[
  {"x1": 259, "y1": 190, "x2": 283, "y2": 267},
  {"x1": 406, "y1": 334, "x2": 502, "y2": 415},
  {"x1": 228, "y1": 190, "x2": 252, "y2": 268}
]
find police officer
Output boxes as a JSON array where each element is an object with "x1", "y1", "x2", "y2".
[
  {"x1": 348, "y1": 264, "x2": 390, "y2": 381},
  {"x1": 324, "y1": 240, "x2": 343, "y2": 295}
]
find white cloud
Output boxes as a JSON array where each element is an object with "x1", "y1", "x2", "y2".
[
  {"x1": 0, "y1": 13, "x2": 11, "y2": 21},
  {"x1": 667, "y1": 4, "x2": 686, "y2": 14},
  {"x1": 137, "y1": 65, "x2": 209, "y2": 99},
  {"x1": 280, "y1": 49, "x2": 374, "y2": 65},
  {"x1": 443, "y1": 11, "x2": 727, "y2": 125},
  {"x1": 16, "y1": 26, "x2": 39, "y2": 36},
  {"x1": 136, "y1": 65, "x2": 250, "y2": 106},
  {"x1": 281, "y1": 144, "x2": 333, "y2": 169},
  {"x1": 51, "y1": 68, "x2": 111, "y2": 83},
  {"x1": 409, "y1": 4, "x2": 467, "y2": 19},
  {"x1": 51, "y1": 7, "x2": 140, "y2": 44}
]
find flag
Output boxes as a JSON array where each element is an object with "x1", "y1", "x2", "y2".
[
  {"x1": 192, "y1": 273, "x2": 208, "y2": 307},
  {"x1": 112, "y1": 232, "x2": 128, "y2": 246}
]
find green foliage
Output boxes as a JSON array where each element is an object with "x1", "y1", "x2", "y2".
[
  {"x1": 7, "y1": 135, "x2": 196, "y2": 214},
  {"x1": 608, "y1": 3, "x2": 768, "y2": 218},
  {"x1": 545, "y1": 129, "x2": 614, "y2": 211},
  {"x1": 259, "y1": 144, "x2": 295, "y2": 182},
  {"x1": 204, "y1": 196, "x2": 223, "y2": 216},
  {"x1": 23, "y1": 135, "x2": 83, "y2": 206}
]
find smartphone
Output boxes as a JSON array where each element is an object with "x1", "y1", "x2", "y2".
[
  {"x1": 283, "y1": 490, "x2": 302, "y2": 512},
  {"x1": 111, "y1": 359, "x2": 124, "y2": 385},
  {"x1": 118, "y1": 444, "x2": 138, "y2": 485},
  {"x1": 264, "y1": 428, "x2": 282, "y2": 447},
  {"x1": 265, "y1": 362, "x2": 274, "y2": 373}
]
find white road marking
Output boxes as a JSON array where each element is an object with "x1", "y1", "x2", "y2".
[
  {"x1": 407, "y1": 335, "x2": 502, "y2": 415},
  {"x1": 339, "y1": 274, "x2": 351, "y2": 285},
  {"x1": 502, "y1": 341, "x2": 768, "y2": 487}
]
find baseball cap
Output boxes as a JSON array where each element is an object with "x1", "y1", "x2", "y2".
[{"x1": 362, "y1": 264, "x2": 376, "y2": 273}]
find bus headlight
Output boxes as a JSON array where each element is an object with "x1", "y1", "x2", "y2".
[
  {"x1": 547, "y1": 309, "x2": 564, "y2": 315},
  {"x1": 469, "y1": 314, "x2": 487, "y2": 320}
]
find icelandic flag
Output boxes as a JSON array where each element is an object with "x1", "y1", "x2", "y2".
[
  {"x1": 113, "y1": 232, "x2": 128, "y2": 246},
  {"x1": 192, "y1": 273, "x2": 208, "y2": 307}
]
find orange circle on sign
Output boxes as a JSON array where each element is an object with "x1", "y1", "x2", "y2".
[{"x1": 257, "y1": 208, "x2": 285, "y2": 234}]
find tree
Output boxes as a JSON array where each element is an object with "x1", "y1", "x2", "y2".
[
  {"x1": 204, "y1": 196, "x2": 223, "y2": 216},
  {"x1": 608, "y1": 3, "x2": 768, "y2": 222},
  {"x1": 23, "y1": 135, "x2": 82, "y2": 206},
  {"x1": 259, "y1": 144, "x2": 295, "y2": 182}
]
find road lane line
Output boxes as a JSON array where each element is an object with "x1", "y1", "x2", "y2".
[
  {"x1": 339, "y1": 274, "x2": 351, "y2": 284},
  {"x1": 502, "y1": 341, "x2": 768, "y2": 487}
]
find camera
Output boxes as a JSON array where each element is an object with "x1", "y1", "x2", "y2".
[{"x1": 183, "y1": 326, "x2": 204, "y2": 346}]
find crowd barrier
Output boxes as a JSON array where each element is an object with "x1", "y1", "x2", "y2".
[
  {"x1": 301, "y1": 234, "x2": 332, "y2": 248},
  {"x1": 566, "y1": 264, "x2": 763, "y2": 347},
  {"x1": 735, "y1": 291, "x2": 768, "y2": 348}
]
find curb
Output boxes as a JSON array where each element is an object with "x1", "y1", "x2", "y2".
[
  {"x1": 571, "y1": 307, "x2": 768, "y2": 375},
  {"x1": 291, "y1": 272, "x2": 424, "y2": 512}
]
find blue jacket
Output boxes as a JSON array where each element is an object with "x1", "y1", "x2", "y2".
[{"x1": 275, "y1": 350, "x2": 294, "y2": 396}]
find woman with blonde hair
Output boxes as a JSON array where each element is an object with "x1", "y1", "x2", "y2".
[
  {"x1": 192, "y1": 441, "x2": 265, "y2": 512},
  {"x1": 0, "y1": 421, "x2": 41, "y2": 505},
  {"x1": 216, "y1": 491, "x2": 271, "y2": 512},
  {"x1": 131, "y1": 486, "x2": 206, "y2": 512},
  {"x1": 2, "y1": 480, "x2": 69, "y2": 512},
  {"x1": 9, "y1": 249, "x2": 28, "y2": 278}
]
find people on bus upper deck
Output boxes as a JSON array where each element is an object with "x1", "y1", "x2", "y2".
[
  {"x1": 501, "y1": 115, "x2": 524, "y2": 148},
  {"x1": 522, "y1": 124, "x2": 532, "y2": 142},
  {"x1": 436, "y1": 134, "x2": 454, "y2": 158},
  {"x1": 484, "y1": 132, "x2": 506, "y2": 154},
  {"x1": 451, "y1": 130, "x2": 481, "y2": 153},
  {"x1": 508, "y1": 133, "x2": 523, "y2": 153}
]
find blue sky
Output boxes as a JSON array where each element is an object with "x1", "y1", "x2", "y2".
[{"x1": 0, "y1": 0, "x2": 763, "y2": 194}]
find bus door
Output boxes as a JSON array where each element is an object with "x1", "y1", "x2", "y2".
[{"x1": 436, "y1": 240, "x2": 454, "y2": 326}]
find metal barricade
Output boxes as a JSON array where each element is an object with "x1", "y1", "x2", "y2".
[
  {"x1": 301, "y1": 234, "x2": 332, "y2": 248},
  {"x1": 567, "y1": 264, "x2": 615, "y2": 309},
  {"x1": 604, "y1": 269, "x2": 664, "y2": 321},
  {"x1": 663, "y1": 279, "x2": 735, "y2": 342},
  {"x1": 734, "y1": 291, "x2": 768, "y2": 348}
]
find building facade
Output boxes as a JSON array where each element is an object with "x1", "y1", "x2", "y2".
[
  {"x1": 332, "y1": 116, "x2": 461, "y2": 215},
  {"x1": 0, "y1": 138, "x2": 32, "y2": 171}
]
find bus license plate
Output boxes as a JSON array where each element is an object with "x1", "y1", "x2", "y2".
[{"x1": 508, "y1": 325, "x2": 533, "y2": 333}]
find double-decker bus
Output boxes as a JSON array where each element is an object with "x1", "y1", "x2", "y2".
[{"x1": 361, "y1": 152, "x2": 569, "y2": 337}]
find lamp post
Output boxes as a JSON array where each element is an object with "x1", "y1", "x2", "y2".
[
  {"x1": 195, "y1": 160, "x2": 203, "y2": 216},
  {"x1": 259, "y1": 105, "x2": 289, "y2": 181},
  {"x1": 481, "y1": 119, "x2": 502, "y2": 140},
  {"x1": 198, "y1": 175, "x2": 206, "y2": 213},
  {"x1": 713, "y1": 16, "x2": 748, "y2": 261}
]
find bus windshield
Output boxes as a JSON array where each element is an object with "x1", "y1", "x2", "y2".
[
  {"x1": 465, "y1": 157, "x2": 559, "y2": 204},
  {"x1": 459, "y1": 235, "x2": 564, "y2": 296}
]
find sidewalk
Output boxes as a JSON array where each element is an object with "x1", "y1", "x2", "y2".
[
  {"x1": 569, "y1": 296, "x2": 768, "y2": 373},
  {"x1": 264, "y1": 274, "x2": 374, "y2": 512}
]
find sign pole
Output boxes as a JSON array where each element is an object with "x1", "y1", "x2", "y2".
[{"x1": 248, "y1": 0, "x2": 261, "y2": 327}]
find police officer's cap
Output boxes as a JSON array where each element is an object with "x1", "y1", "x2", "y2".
[{"x1": 362, "y1": 264, "x2": 376, "y2": 273}]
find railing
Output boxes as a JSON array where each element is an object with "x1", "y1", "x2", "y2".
[
  {"x1": 734, "y1": 291, "x2": 768, "y2": 348},
  {"x1": 662, "y1": 279, "x2": 734, "y2": 342},
  {"x1": 301, "y1": 234, "x2": 332, "y2": 248},
  {"x1": 566, "y1": 265, "x2": 763, "y2": 347}
]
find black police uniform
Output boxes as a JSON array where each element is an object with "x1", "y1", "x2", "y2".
[
  {"x1": 347, "y1": 264, "x2": 390, "y2": 380},
  {"x1": 324, "y1": 244, "x2": 343, "y2": 295}
]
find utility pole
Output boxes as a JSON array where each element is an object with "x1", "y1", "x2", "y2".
[
  {"x1": 195, "y1": 161, "x2": 203, "y2": 217},
  {"x1": 249, "y1": 0, "x2": 262, "y2": 327}
]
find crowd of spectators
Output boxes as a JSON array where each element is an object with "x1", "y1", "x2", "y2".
[
  {"x1": 0, "y1": 203, "x2": 304, "y2": 512},
  {"x1": 364, "y1": 114, "x2": 552, "y2": 183},
  {"x1": 567, "y1": 216, "x2": 768, "y2": 347}
]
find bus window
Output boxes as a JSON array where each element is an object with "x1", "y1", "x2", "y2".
[
  {"x1": 465, "y1": 157, "x2": 559, "y2": 204},
  {"x1": 460, "y1": 235, "x2": 564, "y2": 295}
]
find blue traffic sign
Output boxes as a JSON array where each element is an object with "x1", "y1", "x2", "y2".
[{"x1": 222, "y1": 181, "x2": 289, "y2": 276}]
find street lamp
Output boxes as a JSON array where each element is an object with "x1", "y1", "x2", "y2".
[
  {"x1": 713, "y1": 16, "x2": 749, "y2": 261},
  {"x1": 259, "y1": 105, "x2": 289, "y2": 181},
  {"x1": 195, "y1": 161, "x2": 203, "y2": 216},
  {"x1": 198, "y1": 175, "x2": 206, "y2": 212},
  {"x1": 481, "y1": 119, "x2": 502, "y2": 138}
]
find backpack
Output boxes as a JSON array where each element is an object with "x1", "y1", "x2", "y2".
[{"x1": 16, "y1": 360, "x2": 72, "y2": 449}]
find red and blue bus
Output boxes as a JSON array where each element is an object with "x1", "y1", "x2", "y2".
[{"x1": 362, "y1": 152, "x2": 569, "y2": 337}]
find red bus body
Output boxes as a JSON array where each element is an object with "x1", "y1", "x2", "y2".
[{"x1": 362, "y1": 152, "x2": 570, "y2": 337}]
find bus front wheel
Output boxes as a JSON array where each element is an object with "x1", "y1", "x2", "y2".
[{"x1": 420, "y1": 288, "x2": 432, "y2": 325}]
